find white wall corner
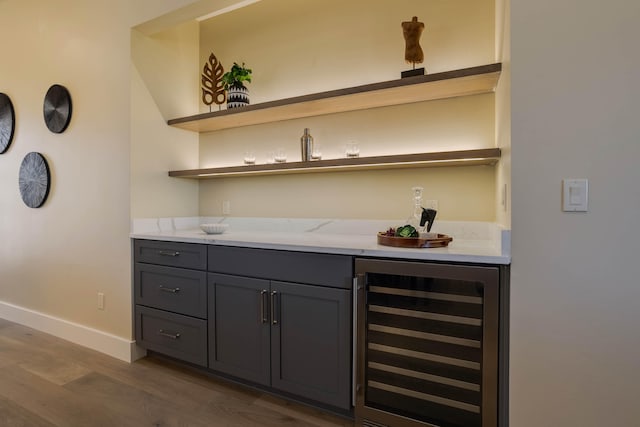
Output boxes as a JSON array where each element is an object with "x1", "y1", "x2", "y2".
[{"x1": 0, "y1": 301, "x2": 140, "y2": 363}]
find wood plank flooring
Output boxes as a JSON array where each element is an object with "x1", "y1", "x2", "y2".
[{"x1": 0, "y1": 318, "x2": 354, "y2": 427}]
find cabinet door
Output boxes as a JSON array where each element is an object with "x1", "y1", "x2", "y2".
[
  {"x1": 270, "y1": 281, "x2": 351, "y2": 410},
  {"x1": 208, "y1": 273, "x2": 271, "y2": 386}
]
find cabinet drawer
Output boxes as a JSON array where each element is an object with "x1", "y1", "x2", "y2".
[
  {"x1": 134, "y1": 263, "x2": 207, "y2": 319},
  {"x1": 134, "y1": 239, "x2": 207, "y2": 270},
  {"x1": 208, "y1": 246, "x2": 353, "y2": 289},
  {"x1": 135, "y1": 306, "x2": 207, "y2": 367}
]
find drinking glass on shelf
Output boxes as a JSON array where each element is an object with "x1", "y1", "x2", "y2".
[
  {"x1": 346, "y1": 140, "x2": 360, "y2": 158},
  {"x1": 243, "y1": 150, "x2": 256, "y2": 165},
  {"x1": 274, "y1": 147, "x2": 287, "y2": 163},
  {"x1": 311, "y1": 142, "x2": 322, "y2": 160}
]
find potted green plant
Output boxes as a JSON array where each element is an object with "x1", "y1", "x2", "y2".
[{"x1": 222, "y1": 62, "x2": 252, "y2": 109}]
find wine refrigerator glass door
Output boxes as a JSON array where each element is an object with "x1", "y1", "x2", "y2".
[{"x1": 355, "y1": 259, "x2": 499, "y2": 427}]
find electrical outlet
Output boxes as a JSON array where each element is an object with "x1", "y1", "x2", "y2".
[
  {"x1": 222, "y1": 200, "x2": 231, "y2": 215},
  {"x1": 425, "y1": 200, "x2": 438, "y2": 210},
  {"x1": 98, "y1": 292, "x2": 105, "y2": 310}
]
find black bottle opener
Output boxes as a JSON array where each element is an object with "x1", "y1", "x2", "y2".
[{"x1": 420, "y1": 208, "x2": 437, "y2": 232}]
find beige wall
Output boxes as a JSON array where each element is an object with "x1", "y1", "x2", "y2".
[
  {"x1": 510, "y1": 0, "x2": 640, "y2": 425},
  {"x1": 199, "y1": 0, "x2": 495, "y2": 105},
  {"x1": 196, "y1": 0, "x2": 498, "y2": 220},
  {"x1": 0, "y1": 0, "x2": 203, "y2": 340},
  {"x1": 494, "y1": 0, "x2": 511, "y2": 228},
  {"x1": 130, "y1": 22, "x2": 201, "y2": 219}
]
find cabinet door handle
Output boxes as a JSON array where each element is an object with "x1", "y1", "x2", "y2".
[
  {"x1": 271, "y1": 291, "x2": 278, "y2": 325},
  {"x1": 260, "y1": 290, "x2": 268, "y2": 323},
  {"x1": 159, "y1": 285, "x2": 180, "y2": 293},
  {"x1": 158, "y1": 250, "x2": 180, "y2": 257},
  {"x1": 158, "y1": 329, "x2": 181, "y2": 340}
]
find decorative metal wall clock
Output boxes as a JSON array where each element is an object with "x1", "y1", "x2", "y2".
[
  {"x1": 43, "y1": 84, "x2": 72, "y2": 133},
  {"x1": 19, "y1": 152, "x2": 51, "y2": 208},
  {"x1": 0, "y1": 92, "x2": 15, "y2": 154}
]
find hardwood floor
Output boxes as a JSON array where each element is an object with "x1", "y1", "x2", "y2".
[{"x1": 0, "y1": 318, "x2": 354, "y2": 427}]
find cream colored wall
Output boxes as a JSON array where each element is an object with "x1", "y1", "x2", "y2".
[
  {"x1": 494, "y1": 0, "x2": 511, "y2": 228},
  {"x1": 510, "y1": 0, "x2": 640, "y2": 425},
  {"x1": 198, "y1": 94, "x2": 497, "y2": 220},
  {"x1": 200, "y1": 165, "x2": 496, "y2": 220},
  {"x1": 199, "y1": 0, "x2": 495, "y2": 105},
  {"x1": 197, "y1": 0, "x2": 498, "y2": 220},
  {"x1": 0, "y1": 0, "x2": 202, "y2": 340},
  {"x1": 130, "y1": 23, "x2": 200, "y2": 218}
]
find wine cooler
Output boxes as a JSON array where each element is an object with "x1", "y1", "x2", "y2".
[{"x1": 354, "y1": 259, "x2": 504, "y2": 427}]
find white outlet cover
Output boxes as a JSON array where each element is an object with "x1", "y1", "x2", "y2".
[{"x1": 222, "y1": 200, "x2": 231, "y2": 215}]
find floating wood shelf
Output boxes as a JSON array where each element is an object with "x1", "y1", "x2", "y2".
[
  {"x1": 168, "y1": 63, "x2": 502, "y2": 133},
  {"x1": 168, "y1": 148, "x2": 501, "y2": 179}
]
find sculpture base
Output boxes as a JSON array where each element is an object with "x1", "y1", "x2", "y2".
[{"x1": 401, "y1": 68, "x2": 425, "y2": 78}]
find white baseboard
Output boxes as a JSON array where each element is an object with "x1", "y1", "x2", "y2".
[{"x1": 0, "y1": 300, "x2": 146, "y2": 363}]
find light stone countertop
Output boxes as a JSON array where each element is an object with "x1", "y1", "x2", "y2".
[{"x1": 130, "y1": 217, "x2": 511, "y2": 265}]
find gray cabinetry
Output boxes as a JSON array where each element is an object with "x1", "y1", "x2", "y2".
[
  {"x1": 207, "y1": 247, "x2": 353, "y2": 411},
  {"x1": 135, "y1": 263, "x2": 207, "y2": 318},
  {"x1": 134, "y1": 239, "x2": 208, "y2": 367},
  {"x1": 270, "y1": 280, "x2": 350, "y2": 409},
  {"x1": 133, "y1": 240, "x2": 353, "y2": 411},
  {"x1": 208, "y1": 273, "x2": 270, "y2": 385},
  {"x1": 134, "y1": 239, "x2": 207, "y2": 270},
  {"x1": 208, "y1": 245, "x2": 352, "y2": 289},
  {"x1": 136, "y1": 306, "x2": 207, "y2": 366}
]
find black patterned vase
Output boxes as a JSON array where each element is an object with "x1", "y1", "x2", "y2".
[{"x1": 227, "y1": 84, "x2": 249, "y2": 109}]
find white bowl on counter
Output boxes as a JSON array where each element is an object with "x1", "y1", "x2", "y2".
[{"x1": 200, "y1": 223, "x2": 229, "y2": 234}]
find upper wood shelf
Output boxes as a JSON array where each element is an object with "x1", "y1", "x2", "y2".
[{"x1": 168, "y1": 63, "x2": 502, "y2": 133}]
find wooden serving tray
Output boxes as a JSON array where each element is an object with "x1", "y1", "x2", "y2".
[{"x1": 377, "y1": 232, "x2": 453, "y2": 248}]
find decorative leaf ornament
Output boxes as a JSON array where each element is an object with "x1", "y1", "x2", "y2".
[{"x1": 201, "y1": 53, "x2": 226, "y2": 109}]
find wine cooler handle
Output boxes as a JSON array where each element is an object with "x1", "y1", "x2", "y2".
[{"x1": 353, "y1": 274, "x2": 365, "y2": 407}]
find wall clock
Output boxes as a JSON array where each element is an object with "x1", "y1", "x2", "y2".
[
  {"x1": 19, "y1": 152, "x2": 51, "y2": 208},
  {"x1": 43, "y1": 84, "x2": 72, "y2": 133},
  {"x1": 0, "y1": 92, "x2": 15, "y2": 154}
]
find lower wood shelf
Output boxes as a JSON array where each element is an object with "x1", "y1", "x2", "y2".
[{"x1": 168, "y1": 148, "x2": 501, "y2": 179}]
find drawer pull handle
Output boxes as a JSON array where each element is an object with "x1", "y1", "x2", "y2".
[
  {"x1": 158, "y1": 329, "x2": 181, "y2": 340},
  {"x1": 159, "y1": 285, "x2": 180, "y2": 293},
  {"x1": 158, "y1": 250, "x2": 180, "y2": 257}
]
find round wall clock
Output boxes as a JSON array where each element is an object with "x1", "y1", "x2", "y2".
[
  {"x1": 0, "y1": 92, "x2": 15, "y2": 154},
  {"x1": 19, "y1": 152, "x2": 51, "y2": 208},
  {"x1": 43, "y1": 84, "x2": 72, "y2": 133}
]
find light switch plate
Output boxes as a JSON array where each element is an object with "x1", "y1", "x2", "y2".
[{"x1": 562, "y1": 179, "x2": 588, "y2": 212}]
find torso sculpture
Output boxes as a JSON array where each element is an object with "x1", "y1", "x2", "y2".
[{"x1": 402, "y1": 16, "x2": 425, "y2": 66}]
